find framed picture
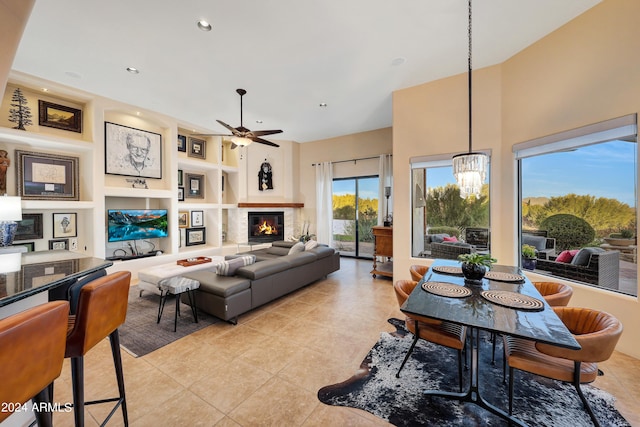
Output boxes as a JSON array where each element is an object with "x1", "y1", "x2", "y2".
[
  {"x1": 49, "y1": 238, "x2": 69, "y2": 250},
  {"x1": 185, "y1": 227, "x2": 206, "y2": 246},
  {"x1": 104, "y1": 121, "x2": 162, "y2": 179},
  {"x1": 20, "y1": 259, "x2": 77, "y2": 291},
  {"x1": 15, "y1": 213, "x2": 43, "y2": 240},
  {"x1": 191, "y1": 210, "x2": 204, "y2": 227},
  {"x1": 185, "y1": 173, "x2": 204, "y2": 198},
  {"x1": 178, "y1": 211, "x2": 189, "y2": 228},
  {"x1": 188, "y1": 137, "x2": 206, "y2": 159},
  {"x1": 178, "y1": 169, "x2": 183, "y2": 186},
  {"x1": 16, "y1": 150, "x2": 79, "y2": 201},
  {"x1": 177, "y1": 134, "x2": 187, "y2": 152},
  {"x1": 38, "y1": 100, "x2": 82, "y2": 133},
  {"x1": 178, "y1": 187, "x2": 185, "y2": 201},
  {"x1": 14, "y1": 241, "x2": 35, "y2": 252},
  {"x1": 52, "y1": 213, "x2": 77, "y2": 238}
]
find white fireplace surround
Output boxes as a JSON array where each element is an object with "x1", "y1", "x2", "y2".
[{"x1": 229, "y1": 208, "x2": 297, "y2": 244}]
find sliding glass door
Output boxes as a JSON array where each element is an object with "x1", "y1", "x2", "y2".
[{"x1": 332, "y1": 176, "x2": 379, "y2": 258}]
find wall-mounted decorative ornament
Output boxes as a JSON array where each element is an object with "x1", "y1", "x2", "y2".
[
  {"x1": 8, "y1": 88, "x2": 33, "y2": 130},
  {"x1": 258, "y1": 159, "x2": 273, "y2": 191},
  {"x1": 0, "y1": 150, "x2": 10, "y2": 194}
]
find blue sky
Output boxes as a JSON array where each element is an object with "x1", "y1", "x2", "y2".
[{"x1": 333, "y1": 177, "x2": 379, "y2": 200}]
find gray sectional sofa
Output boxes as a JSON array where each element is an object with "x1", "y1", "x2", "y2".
[{"x1": 181, "y1": 241, "x2": 340, "y2": 324}]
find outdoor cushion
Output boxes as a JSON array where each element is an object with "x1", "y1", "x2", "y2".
[
  {"x1": 556, "y1": 249, "x2": 579, "y2": 263},
  {"x1": 443, "y1": 236, "x2": 458, "y2": 242},
  {"x1": 522, "y1": 234, "x2": 547, "y2": 252},
  {"x1": 430, "y1": 233, "x2": 450, "y2": 243},
  {"x1": 571, "y1": 247, "x2": 604, "y2": 266}
]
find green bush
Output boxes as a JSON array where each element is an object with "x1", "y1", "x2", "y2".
[
  {"x1": 427, "y1": 226, "x2": 460, "y2": 238},
  {"x1": 540, "y1": 214, "x2": 595, "y2": 251}
]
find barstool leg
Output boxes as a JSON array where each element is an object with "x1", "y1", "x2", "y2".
[
  {"x1": 109, "y1": 330, "x2": 128, "y2": 427},
  {"x1": 32, "y1": 385, "x2": 54, "y2": 427},
  {"x1": 70, "y1": 356, "x2": 85, "y2": 427}
]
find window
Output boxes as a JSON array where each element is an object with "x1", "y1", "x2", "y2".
[
  {"x1": 515, "y1": 115, "x2": 637, "y2": 296},
  {"x1": 411, "y1": 153, "x2": 491, "y2": 258}
]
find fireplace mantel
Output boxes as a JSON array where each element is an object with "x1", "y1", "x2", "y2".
[{"x1": 237, "y1": 203, "x2": 304, "y2": 208}]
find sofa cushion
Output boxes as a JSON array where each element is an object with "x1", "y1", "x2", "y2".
[
  {"x1": 286, "y1": 251, "x2": 317, "y2": 267},
  {"x1": 556, "y1": 249, "x2": 579, "y2": 263},
  {"x1": 217, "y1": 255, "x2": 256, "y2": 276},
  {"x1": 522, "y1": 234, "x2": 547, "y2": 251},
  {"x1": 266, "y1": 246, "x2": 291, "y2": 256},
  {"x1": 271, "y1": 240, "x2": 297, "y2": 248},
  {"x1": 288, "y1": 242, "x2": 305, "y2": 255},
  {"x1": 307, "y1": 246, "x2": 334, "y2": 259},
  {"x1": 183, "y1": 271, "x2": 250, "y2": 298},
  {"x1": 304, "y1": 239, "x2": 319, "y2": 250},
  {"x1": 236, "y1": 258, "x2": 291, "y2": 280},
  {"x1": 571, "y1": 247, "x2": 604, "y2": 266}
]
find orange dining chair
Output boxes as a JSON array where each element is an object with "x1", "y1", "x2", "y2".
[
  {"x1": 0, "y1": 301, "x2": 69, "y2": 427},
  {"x1": 394, "y1": 279, "x2": 467, "y2": 391},
  {"x1": 503, "y1": 307, "x2": 622, "y2": 426},
  {"x1": 532, "y1": 281, "x2": 573, "y2": 307},
  {"x1": 409, "y1": 264, "x2": 429, "y2": 282}
]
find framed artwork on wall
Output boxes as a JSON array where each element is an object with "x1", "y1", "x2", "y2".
[
  {"x1": 185, "y1": 173, "x2": 204, "y2": 198},
  {"x1": 178, "y1": 187, "x2": 185, "y2": 201},
  {"x1": 185, "y1": 227, "x2": 206, "y2": 246},
  {"x1": 177, "y1": 134, "x2": 187, "y2": 152},
  {"x1": 16, "y1": 150, "x2": 79, "y2": 201},
  {"x1": 52, "y1": 213, "x2": 77, "y2": 238},
  {"x1": 188, "y1": 137, "x2": 206, "y2": 159},
  {"x1": 178, "y1": 211, "x2": 189, "y2": 228},
  {"x1": 14, "y1": 241, "x2": 35, "y2": 252},
  {"x1": 191, "y1": 210, "x2": 204, "y2": 227},
  {"x1": 15, "y1": 213, "x2": 43, "y2": 240},
  {"x1": 49, "y1": 238, "x2": 69, "y2": 250},
  {"x1": 38, "y1": 100, "x2": 82, "y2": 133},
  {"x1": 104, "y1": 121, "x2": 162, "y2": 179}
]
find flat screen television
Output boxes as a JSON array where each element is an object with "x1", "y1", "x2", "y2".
[{"x1": 107, "y1": 209, "x2": 168, "y2": 242}]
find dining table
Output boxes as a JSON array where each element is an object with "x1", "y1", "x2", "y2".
[{"x1": 401, "y1": 259, "x2": 581, "y2": 427}]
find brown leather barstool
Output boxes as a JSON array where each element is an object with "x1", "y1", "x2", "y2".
[
  {"x1": 394, "y1": 280, "x2": 467, "y2": 391},
  {"x1": 532, "y1": 281, "x2": 573, "y2": 306},
  {"x1": 63, "y1": 271, "x2": 131, "y2": 427},
  {"x1": 503, "y1": 307, "x2": 622, "y2": 426},
  {"x1": 0, "y1": 301, "x2": 69, "y2": 427},
  {"x1": 409, "y1": 264, "x2": 429, "y2": 282}
]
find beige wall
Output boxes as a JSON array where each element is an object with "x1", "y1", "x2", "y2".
[
  {"x1": 298, "y1": 128, "x2": 392, "y2": 231},
  {"x1": 392, "y1": 0, "x2": 640, "y2": 358},
  {"x1": 0, "y1": 0, "x2": 34, "y2": 100}
]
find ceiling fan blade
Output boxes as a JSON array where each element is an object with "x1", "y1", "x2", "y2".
[
  {"x1": 252, "y1": 137, "x2": 280, "y2": 147},
  {"x1": 216, "y1": 120, "x2": 241, "y2": 136},
  {"x1": 250, "y1": 129, "x2": 283, "y2": 137},
  {"x1": 192, "y1": 133, "x2": 232, "y2": 137}
]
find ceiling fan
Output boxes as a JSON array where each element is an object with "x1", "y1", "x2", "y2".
[{"x1": 194, "y1": 88, "x2": 282, "y2": 148}]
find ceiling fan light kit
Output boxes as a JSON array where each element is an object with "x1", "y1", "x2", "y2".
[{"x1": 452, "y1": 0, "x2": 488, "y2": 199}]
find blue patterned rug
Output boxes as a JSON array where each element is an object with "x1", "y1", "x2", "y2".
[{"x1": 318, "y1": 319, "x2": 630, "y2": 427}]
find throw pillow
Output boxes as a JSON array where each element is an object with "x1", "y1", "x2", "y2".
[
  {"x1": 556, "y1": 250, "x2": 579, "y2": 263},
  {"x1": 431, "y1": 233, "x2": 450, "y2": 243},
  {"x1": 570, "y1": 247, "x2": 604, "y2": 266},
  {"x1": 217, "y1": 255, "x2": 256, "y2": 276},
  {"x1": 443, "y1": 236, "x2": 458, "y2": 242},
  {"x1": 288, "y1": 241, "x2": 305, "y2": 255},
  {"x1": 304, "y1": 239, "x2": 318, "y2": 250}
]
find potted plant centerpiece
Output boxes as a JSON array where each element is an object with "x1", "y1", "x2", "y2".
[
  {"x1": 458, "y1": 252, "x2": 497, "y2": 283},
  {"x1": 521, "y1": 244, "x2": 537, "y2": 270}
]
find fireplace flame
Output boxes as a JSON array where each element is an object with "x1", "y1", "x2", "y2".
[{"x1": 257, "y1": 220, "x2": 278, "y2": 235}]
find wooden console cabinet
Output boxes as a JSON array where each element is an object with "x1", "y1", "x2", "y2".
[{"x1": 371, "y1": 226, "x2": 393, "y2": 278}]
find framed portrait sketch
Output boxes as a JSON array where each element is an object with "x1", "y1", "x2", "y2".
[
  {"x1": 178, "y1": 211, "x2": 189, "y2": 228},
  {"x1": 188, "y1": 137, "x2": 206, "y2": 159},
  {"x1": 49, "y1": 238, "x2": 69, "y2": 250},
  {"x1": 191, "y1": 210, "x2": 204, "y2": 227},
  {"x1": 185, "y1": 173, "x2": 204, "y2": 198},
  {"x1": 15, "y1": 213, "x2": 43, "y2": 240},
  {"x1": 178, "y1": 187, "x2": 185, "y2": 201},
  {"x1": 185, "y1": 227, "x2": 206, "y2": 246},
  {"x1": 52, "y1": 213, "x2": 77, "y2": 238},
  {"x1": 16, "y1": 151, "x2": 79, "y2": 201},
  {"x1": 104, "y1": 122, "x2": 162, "y2": 179},
  {"x1": 178, "y1": 134, "x2": 187, "y2": 152},
  {"x1": 38, "y1": 100, "x2": 82, "y2": 133}
]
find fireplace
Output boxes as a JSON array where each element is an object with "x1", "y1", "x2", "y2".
[{"x1": 247, "y1": 211, "x2": 285, "y2": 243}]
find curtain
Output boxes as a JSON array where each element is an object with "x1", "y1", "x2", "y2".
[
  {"x1": 378, "y1": 154, "x2": 393, "y2": 225},
  {"x1": 315, "y1": 162, "x2": 333, "y2": 245}
]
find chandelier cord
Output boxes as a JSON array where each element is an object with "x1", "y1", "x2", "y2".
[{"x1": 468, "y1": 0, "x2": 473, "y2": 154}]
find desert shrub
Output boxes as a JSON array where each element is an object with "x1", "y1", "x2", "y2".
[{"x1": 540, "y1": 214, "x2": 595, "y2": 251}]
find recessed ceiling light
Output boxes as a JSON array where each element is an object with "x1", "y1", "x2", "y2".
[
  {"x1": 256, "y1": 120, "x2": 263, "y2": 124},
  {"x1": 319, "y1": 103, "x2": 328, "y2": 107},
  {"x1": 391, "y1": 57, "x2": 406, "y2": 66},
  {"x1": 197, "y1": 20, "x2": 212, "y2": 31},
  {"x1": 126, "y1": 67, "x2": 139, "y2": 74}
]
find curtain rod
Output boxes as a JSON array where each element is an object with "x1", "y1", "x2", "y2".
[{"x1": 312, "y1": 154, "x2": 391, "y2": 167}]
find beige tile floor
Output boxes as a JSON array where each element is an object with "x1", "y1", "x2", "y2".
[{"x1": 51, "y1": 258, "x2": 639, "y2": 426}]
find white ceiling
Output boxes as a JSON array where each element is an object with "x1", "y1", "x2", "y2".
[{"x1": 12, "y1": 0, "x2": 600, "y2": 143}]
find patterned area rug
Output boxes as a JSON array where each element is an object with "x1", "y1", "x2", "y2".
[
  {"x1": 318, "y1": 319, "x2": 630, "y2": 427},
  {"x1": 118, "y1": 285, "x2": 219, "y2": 357}
]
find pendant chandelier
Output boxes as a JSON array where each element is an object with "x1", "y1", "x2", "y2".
[{"x1": 452, "y1": 0, "x2": 487, "y2": 199}]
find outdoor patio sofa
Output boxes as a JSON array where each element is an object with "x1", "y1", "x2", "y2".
[
  {"x1": 535, "y1": 247, "x2": 619, "y2": 290},
  {"x1": 522, "y1": 231, "x2": 556, "y2": 260}
]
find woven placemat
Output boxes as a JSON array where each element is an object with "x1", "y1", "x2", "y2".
[
  {"x1": 484, "y1": 271, "x2": 525, "y2": 282},
  {"x1": 422, "y1": 281, "x2": 472, "y2": 298},
  {"x1": 432, "y1": 265, "x2": 463, "y2": 276},
  {"x1": 480, "y1": 290, "x2": 544, "y2": 311}
]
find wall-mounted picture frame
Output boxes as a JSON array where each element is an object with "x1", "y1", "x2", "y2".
[
  {"x1": 178, "y1": 169, "x2": 183, "y2": 186},
  {"x1": 178, "y1": 187, "x2": 185, "y2": 201},
  {"x1": 16, "y1": 150, "x2": 79, "y2": 201},
  {"x1": 185, "y1": 227, "x2": 206, "y2": 246},
  {"x1": 178, "y1": 211, "x2": 189, "y2": 228},
  {"x1": 20, "y1": 259, "x2": 77, "y2": 290},
  {"x1": 188, "y1": 137, "x2": 206, "y2": 160},
  {"x1": 104, "y1": 121, "x2": 162, "y2": 179},
  {"x1": 191, "y1": 210, "x2": 204, "y2": 227},
  {"x1": 15, "y1": 213, "x2": 43, "y2": 240},
  {"x1": 52, "y1": 213, "x2": 77, "y2": 238},
  {"x1": 177, "y1": 134, "x2": 187, "y2": 152},
  {"x1": 185, "y1": 173, "x2": 204, "y2": 198},
  {"x1": 49, "y1": 238, "x2": 69, "y2": 250},
  {"x1": 14, "y1": 241, "x2": 35, "y2": 252},
  {"x1": 38, "y1": 100, "x2": 82, "y2": 133}
]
